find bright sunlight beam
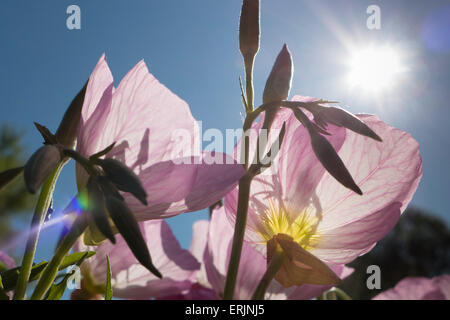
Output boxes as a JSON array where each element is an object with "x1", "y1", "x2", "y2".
[{"x1": 346, "y1": 45, "x2": 405, "y2": 93}]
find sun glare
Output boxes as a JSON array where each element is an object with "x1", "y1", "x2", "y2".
[{"x1": 346, "y1": 45, "x2": 405, "y2": 92}]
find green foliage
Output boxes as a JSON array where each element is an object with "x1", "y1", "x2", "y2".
[
  {"x1": 44, "y1": 251, "x2": 92, "y2": 300},
  {"x1": 0, "y1": 251, "x2": 95, "y2": 292}
]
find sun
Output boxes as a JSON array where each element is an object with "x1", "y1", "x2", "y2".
[{"x1": 346, "y1": 45, "x2": 405, "y2": 93}]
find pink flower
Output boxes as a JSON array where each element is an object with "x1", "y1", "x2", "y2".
[
  {"x1": 373, "y1": 275, "x2": 450, "y2": 300},
  {"x1": 74, "y1": 219, "x2": 200, "y2": 300},
  {"x1": 158, "y1": 207, "x2": 353, "y2": 300},
  {"x1": 76, "y1": 55, "x2": 245, "y2": 221},
  {"x1": 202, "y1": 207, "x2": 353, "y2": 299},
  {"x1": 225, "y1": 96, "x2": 422, "y2": 286}
]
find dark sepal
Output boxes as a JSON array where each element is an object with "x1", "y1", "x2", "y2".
[
  {"x1": 87, "y1": 177, "x2": 116, "y2": 244},
  {"x1": 317, "y1": 106, "x2": 382, "y2": 141},
  {"x1": 292, "y1": 107, "x2": 362, "y2": 195},
  {"x1": 89, "y1": 142, "x2": 116, "y2": 161},
  {"x1": 34, "y1": 122, "x2": 58, "y2": 145},
  {"x1": 55, "y1": 80, "x2": 88, "y2": 149},
  {"x1": 95, "y1": 158, "x2": 147, "y2": 205},
  {"x1": 105, "y1": 196, "x2": 162, "y2": 278}
]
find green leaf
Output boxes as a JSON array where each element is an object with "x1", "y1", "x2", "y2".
[
  {"x1": 105, "y1": 255, "x2": 112, "y2": 300},
  {"x1": 0, "y1": 275, "x2": 9, "y2": 300},
  {"x1": 45, "y1": 252, "x2": 91, "y2": 300},
  {"x1": 0, "y1": 251, "x2": 95, "y2": 292}
]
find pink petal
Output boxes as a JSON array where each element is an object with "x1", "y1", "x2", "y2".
[
  {"x1": 373, "y1": 275, "x2": 450, "y2": 300},
  {"x1": 204, "y1": 207, "x2": 353, "y2": 300},
  {"x1": 76, "y1": 55, "x2": 244, "y2": 220},
  {"x1": 76, "y1": 220, "x2": 199, "y2": 300},
  {"x1": 189, "y1": 220, "x2": 210, "y2": 262},
  {"x1": 126, "y1": 153, "x2": 245, "y2": 220},
  {"x1": 311, "y1": 115, "x2": 422, "y2": 263}
]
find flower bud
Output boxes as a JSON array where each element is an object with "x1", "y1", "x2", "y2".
[
  {"x1": 105, "y1": 196, "x2": 162, "y2": 278},
  {"x1": 24, "y1": 145, "x2": 62, "y2": 194},
  {"x1": 55, "y1": 81, "x2": 88, "y2": 149},
  {"x1": 239, "y1": 0, "x2": 260, "y2": 61},
  {"x1": 263, "y1": 44, "x2": 293, "y2": 104}
]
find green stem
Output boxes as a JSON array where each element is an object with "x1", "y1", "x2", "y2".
[
  {"x1": 223, "y1": 174, "x2": 252, "y2": 300},
  {"x1": 331, "y1": 287, "x2": 352, "y2": 300},
  {"x1": 30, "y1": 213, "x2": 87, "y2": 300},
  {"x1": 244, "y1": 58, "x2": 255, "y2": 113},
  {"x1": 251, "y1": 246, "x2": 285, "y2": 300},
  {"x1": 13, "y1": 162, "x2": 65, "y2": 300}
]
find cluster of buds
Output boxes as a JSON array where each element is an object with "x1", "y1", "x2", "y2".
[
  {"x1": 0, "y1": 82, "x2": 87, "y2": 193},
  {"x1": 64, "y1": 145, "x2": 161, "y2": 278}
]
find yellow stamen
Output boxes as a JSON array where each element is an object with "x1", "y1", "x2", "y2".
[{"x1": 258, "y1": 200, "x2": 320, "y2": 250}]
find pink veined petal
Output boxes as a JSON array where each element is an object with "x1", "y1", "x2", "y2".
[
  {"x1": 225, "y1": 98, "x2": 346, "y2": 243},
  {"x1": 204, "y1": 207, "x2": 267, "y2": 300},
  {"x1": 92, "y1": 59, "x2": 199, "y2": 172},
  {"x1": 190, "y1": 220, "x2": 210, "y2": 263},
  {"x1": 76, "y1": 55, "x2": 243, "y2": 220},
  {"x1": 309, "y1": 115, "x2": 422, "y2": 264},
  {"x1": 373, "y1": 275, "x2": 450, "y2": 300},
  {"x1": 76, "y1": 83, "x2": 114, "y2": 187},
  {"x1": 316, "y1": 115, "x2": 422, "y2": 230},
  {"x1": 80, "y1": 54, "x2": 114, "y2": 121},
  {"x1": 127, "y1": 153, "x2": 245, "y2": 220},
  {"x1": 75, "y1": 219, "x2": 199, "y2": 300},
  {"x1": 204, "y1": 207, "x2": 354, "y2": 300},
  {"x1": 311, "y1": 202, "x2": 402, "y2": 264}
]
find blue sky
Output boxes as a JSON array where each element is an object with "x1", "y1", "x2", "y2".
[{"x1": 1, "y1": 0, "x2": 449, "y2": 269}]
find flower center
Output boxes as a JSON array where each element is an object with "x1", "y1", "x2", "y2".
[{"x1": 258, "y1": 201, "x2": 320, "y2": 250}]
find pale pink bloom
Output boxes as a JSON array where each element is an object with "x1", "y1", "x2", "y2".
[
  {"x1": 159, "y1": 207, "x2": 353, "y2": 300},
  {"x1": 74, "y1": 219, "x2": 199, "y2": 300},
  {"x1": 76, "y1": 55, "x2": 245, "y2": 220},
  {"x1": 202, "y1": 207, "x2": 353, "y2": 299},
  {"x1": 226, "y1": 95, "x2": 422, "y2": 270},
  {"x1": 373, "y1": 275, "x2": 450, "y2": 300}
]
